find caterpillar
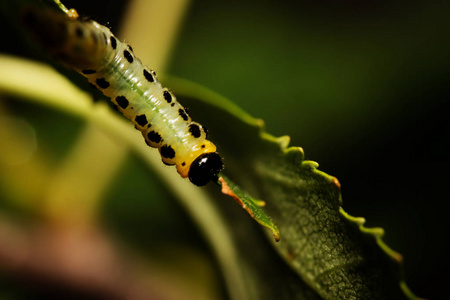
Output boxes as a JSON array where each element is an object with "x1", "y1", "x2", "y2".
[{"x1": 22, "y1": 7, "x2": 224, "y2": 186}]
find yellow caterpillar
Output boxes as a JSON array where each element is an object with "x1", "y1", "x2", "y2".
[{"x1": 22, "y1": 7, "x2": 223, "y2": 186}]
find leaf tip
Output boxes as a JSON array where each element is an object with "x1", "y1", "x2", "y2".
[
  {"x1": 273, "y1": 228, "x2": 281, "y2": 242},
  {"x1": 218, "y1": 175, "x2": 281, "y2": 242}
]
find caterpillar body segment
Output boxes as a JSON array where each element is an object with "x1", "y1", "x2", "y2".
[{"x1": 22, "y1": 8, "x2": 223, "y2": 186}]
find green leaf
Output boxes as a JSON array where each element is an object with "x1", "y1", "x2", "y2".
[
  {"x1": 218, "y1": 174, "x2": 280, "y2": 242},
  {"x1": 164, "y1": 76, "x2": 422, "y2": 300}
]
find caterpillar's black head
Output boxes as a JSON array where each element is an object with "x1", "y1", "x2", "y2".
[{"x1": 189, "y1": 152, "x2": 224, "y2": 186}]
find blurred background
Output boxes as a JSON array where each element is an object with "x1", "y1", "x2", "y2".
[{"x1": 1, "y1": 0, "x2": 449, "y2": 299}]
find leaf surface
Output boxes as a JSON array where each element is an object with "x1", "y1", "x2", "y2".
[{"x1": 165, "y1": 76, "x2": 421, "y2": 300}]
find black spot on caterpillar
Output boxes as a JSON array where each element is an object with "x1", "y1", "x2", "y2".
[
  {"x1": 123, "y1": 49, "x2": 133, "y2": 63},
  {"x1": 143, "y1": 69, "x2": 154, "y2": 82},
  {"x1": 135, "y1": 114, "x2": 148, "y2": 127},
  {"x1": 96, "y1": 78, "x2": 110, "y2": 89},
  {"x1": 22, "y1": 7, "x2": 223, "y2": 186},
  {"x1": 115, "y1": 96, "x2": 129, "y2": 109}
]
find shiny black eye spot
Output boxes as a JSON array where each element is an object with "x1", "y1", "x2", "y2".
[
  {"x1": 135, "y1": 114, "x2": 148, "y2": 126},
  {"x1": 124, "y1": 50, "x2": 133, "y2": 63},
  {"x1": 82, "y1": 69, "x2": 96, "y2": 74},
  {"x1": 189, "y1": 124, "x2": 201, "y2": 138},
  {"x1": 163, "y1": 91, "x2": 172, "y2": 103},
  {"x1": 96, "y1": 78, "x2": 110, "y2": 89},
  {"x1": 182, "y1": 162, "x2": 186, "y2": 166},
  {"x1": 115, "y1": 96, "x2": 129, "y2": 109},
  {"x1": 143, "y1": 69, "x2": 154, "y2": 82},
  {"x1": 201, "y1": 144, "x2": 205, "y2": 148},
  {"x1": 160, "y1": 145, "x2": 175, "y2": 159},
  {"x1": 110, "y1": 36, "x2": 117, "y2": 49},
  {"x1": 147, "y1": 131, "x2": 162, "y2": 143}
]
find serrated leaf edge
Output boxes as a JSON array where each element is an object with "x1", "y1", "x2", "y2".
[
  {"x1": 167, "y1": 75, "x2": 424, "y2": 300},
  {"x1": 339, "y1": 208, "x2": 424, "y2": 300}
]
